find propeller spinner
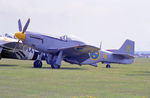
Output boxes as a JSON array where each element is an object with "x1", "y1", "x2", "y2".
[{"x1": 15, "y1": 18, "x2": 30, "y2": 41}]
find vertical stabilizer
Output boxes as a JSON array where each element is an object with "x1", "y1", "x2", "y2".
[{"x1": 118, "y1": 39, "x2": 135, "y2": 55}]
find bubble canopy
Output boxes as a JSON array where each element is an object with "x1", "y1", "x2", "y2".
[
  {"x1": 59, "y1": 34, "x2": 83, "y2": 42},
  {"x1": 32, "y1": 32, "x2": 85, "y2": 43}
]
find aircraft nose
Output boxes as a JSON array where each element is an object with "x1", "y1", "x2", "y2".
[{"x1": 15, "y1": 32, "x2": 26, "y2": 41}]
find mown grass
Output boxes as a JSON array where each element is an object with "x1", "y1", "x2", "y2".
[{"x1": 0, "y1": 58, "x2": 149, "y2": 98}]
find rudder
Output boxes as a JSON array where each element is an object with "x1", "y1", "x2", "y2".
[{"x1": 118, "y1": 39, "x2": 135, "y2": 55}]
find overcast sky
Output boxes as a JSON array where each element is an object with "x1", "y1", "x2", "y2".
[{"x1": 0, "y1": 0, "x2": 150, "y2": 51}]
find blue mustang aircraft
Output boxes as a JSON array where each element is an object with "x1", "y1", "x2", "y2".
[{"x1": 14, "y1": 19, "x2": 135, "y2": 69}]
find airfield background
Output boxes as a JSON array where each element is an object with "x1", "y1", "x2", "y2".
[
  {"x1": 0, "y1": 0, "x2": 150, "y2": 98},
  {"x1": 0, "y1": 0, "x2": 150, "y2": 51}
]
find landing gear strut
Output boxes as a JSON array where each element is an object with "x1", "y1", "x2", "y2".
[
  {"x1": 50, "y1": 56, "x2": 61, "y2": 69},
  {"x1": 33, "y1": 53, "x2": 43, "y2": 68},
  {"x1": 106, "y1": 64, "x2": 111, "y2": 68},
  {"x1": 45, "y1": 54, "x2": 61, "y2": 69},
  {"x1": 49, "y1": 51, "x2": 63, "y2": 69},
  {"x1": 45, "y1": 51, "x2": 63, "y2": 69}
]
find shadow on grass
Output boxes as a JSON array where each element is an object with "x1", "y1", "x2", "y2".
[
  {"x1": 126, "y1": 74, "x2": 150, "y2": 76},
  {"x1": 60, "y1": 67, "x2": 87, "y2": 70},
  {"x1": 0, "y1": 64, "x2": 18, "y2": 67},
  {"x1": 101, "y1": 66, "x2": 120, "y2": 69},
  {"x1": 126, "y1": 71, "x2": 150, "y2": 76},
  {"x1": 139, "y1": 71, "x2": 150, "y2": 74},
  {"x1": 24, "y1": 66, "x2": 87, "y2": 70}
]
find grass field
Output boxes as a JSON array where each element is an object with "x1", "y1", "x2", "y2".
[{"x1": 0, "y1": 58, "x2": 150, "y2": 98}]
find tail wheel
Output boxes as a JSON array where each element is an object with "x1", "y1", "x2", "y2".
[{"x1": 106, "y1": 64, "x2": 111, "y2": 68}]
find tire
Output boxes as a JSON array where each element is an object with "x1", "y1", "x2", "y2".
[
  {"x1": 51, "y1": 64, "x2": 60, "y2": 69},
  {"x1": 106, "y1": 64, "x2": 111, "y2": 68},
  {"x1": 34, "y1": 60, "x2": 42, "y2": 68}
]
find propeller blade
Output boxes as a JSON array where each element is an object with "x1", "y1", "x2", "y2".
[
  {"x1": 13, "y1": 41, "x2": 19, "y2": 52},
  {"x1": 22, "y1": 18, "x2": 30, "y2": 34},
  {"x1": 18, "y1": 19, "x2": 22, "y2": 32},
  {"x1": 13, "y1": 40, "x2": 23, "y2": 52}
]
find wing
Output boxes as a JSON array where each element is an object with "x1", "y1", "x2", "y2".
[
  {"x1": 0, "y1": 36, "x2": 23, "y2": 52},
  {"x1": 1, "y1": 42, "x2": 23, "y2": 52},
  {"x1": 63, "y1": 45, "x2": 99, "y2": 54},
  {"x1": 47, "y1": 45, "x2": 99, "y2": 64},
  {"x1": 47, "y1": 45, "x2": 99, "y2": 53},
  {"x1": 62, "y1": 45, "x2": 99, "y2": 64}
]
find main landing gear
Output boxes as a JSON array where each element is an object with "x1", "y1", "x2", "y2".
[
  {"x1": 45, "y1": 51, "x2": 63, "y2": 69},
  {"x1": 49, "y1": 55, "x2": 61, "y2": 69},
  {"x1": 51, "y1": 63, "x2": 60, "y2": 69},
  {"x1": 106, "y1": 64, "x2": 111, "y2": 68},
  {"x1": 33, "y1": 53, "x2": 43, "y2": 68}
]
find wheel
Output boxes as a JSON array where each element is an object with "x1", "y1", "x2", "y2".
[
  {"x1": 51, "y1": 64, "x2": 60, "y2": 69},
  {"x1": 106, "y1": 64, "x2": 111, "y2": 68},
  {"x1": 34, "y1": 60, "x2": 42, "y2": 68},
  {"x1": 33, "y1": 60, "x2": 42, "y2": 68}
]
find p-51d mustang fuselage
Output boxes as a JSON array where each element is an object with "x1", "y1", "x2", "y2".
[{"x1": 15, "y1": 19, "x2": 135, "y2": 69}]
